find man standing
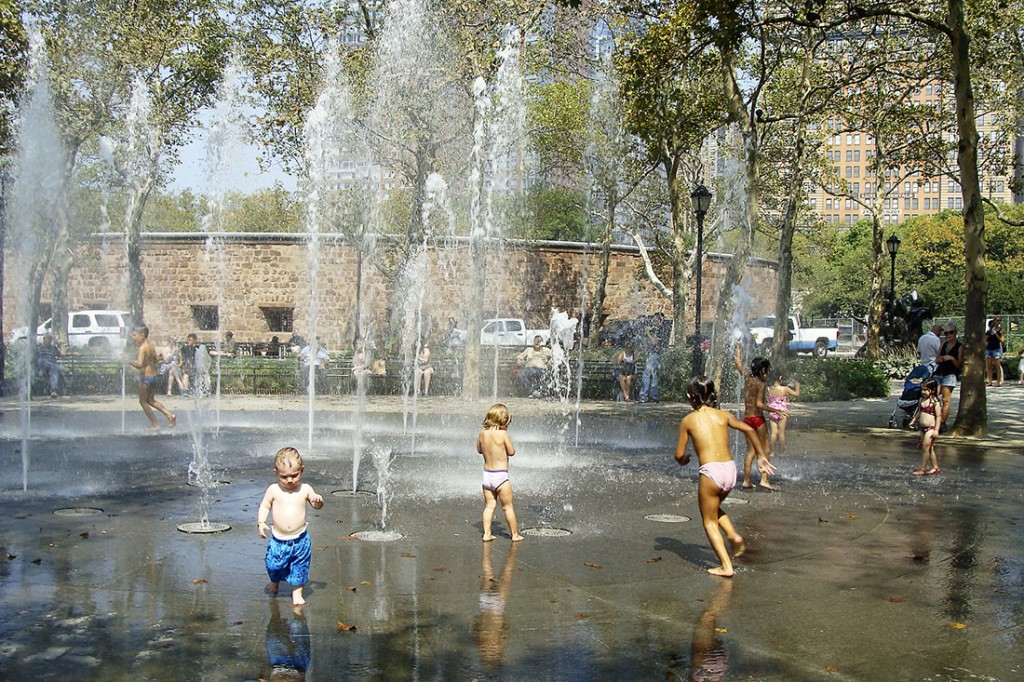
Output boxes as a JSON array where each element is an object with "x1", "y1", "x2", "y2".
[
  {"x1": 917, "y1": 323, "x2": 942, "y2": 370},
  {"x1": 639, "y1": 312, "x2": 669, "y2": 403},
  {"x1": 515, "y1": 335, "x2": 552, "y2": 397},
  {"x1": 36, "y1": 333, "x2": 65, "y2": 398}
]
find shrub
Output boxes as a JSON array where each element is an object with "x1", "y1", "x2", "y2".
[{"x1": 778, "y1": 357, "x2": 890, "y2": 401}]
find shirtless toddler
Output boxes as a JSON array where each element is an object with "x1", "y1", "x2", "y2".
[
  {"x1": 257, "y1": 447, "x2": 324, "y2": 605},
  {"x1": 675, "y1": 376, "x2": 775, "y2": 577},
  {"x1": 477, "y1": 403, "x2": 523, "y2": 542},
  {"x1": 734, "y1": 346, "x2": 776, "y2": 489}
]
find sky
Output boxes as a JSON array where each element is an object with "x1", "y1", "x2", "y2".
[{"x1": 168, "y1": 111, "x2": 296, "y2": 195}]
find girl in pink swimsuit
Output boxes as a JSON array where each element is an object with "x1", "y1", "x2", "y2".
[
  {"x1": 766, "y1": 372, "x2": 800, "y2": 459},
  {"x1": 908, "y1": 379, "x2": 941, "y2": 475}
]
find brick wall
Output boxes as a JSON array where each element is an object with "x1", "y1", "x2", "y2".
[{"x1": 4, "y1": 235, "x2": 777, "y2": 347}]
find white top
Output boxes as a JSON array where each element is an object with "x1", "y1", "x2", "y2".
[{"x1": 917, "y1": 331, "x2": 941, "y2": 367}]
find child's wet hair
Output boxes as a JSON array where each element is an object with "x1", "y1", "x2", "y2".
[
  {"x1": 274, "y1": 446, "x2": 303, "y2": 470},
  {"x1": 483, "y1": 403, "x2": 511, "y2": 428},
  {"x1": 133, "y1": 324, "x2": 149, "y2": 338},
  {"x1": 751, "y1": 357, "x2": 771, "y2": 378},
  {"x1": 686, "y1": 376, "x2": 719, "y2": 408},
  {"x1": 921, "y1": 378, "x2": 938, "y2": 394}
]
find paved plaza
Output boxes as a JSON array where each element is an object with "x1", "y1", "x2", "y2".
[{"x1": 0, "y1": 384, "x2": 1022, "y2": 680}]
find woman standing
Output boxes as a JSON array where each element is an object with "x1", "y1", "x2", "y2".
[{"x1": 932, "y1": 323, "x2": 963, "y2": 429}]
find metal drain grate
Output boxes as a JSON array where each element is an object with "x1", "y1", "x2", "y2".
[
  {"x1": 522, "y1": 527, "x2": 572, "y2": 537},
  {"x1": 351, "y1": 530, "x2": 403, "y2": 542},
  {"x1": 331, "y1": 489, "x2": 376, "y2": 498},
  {"x1": 177, "y1": 522, "x2": 231, "y2": 534},
  {"x1": 53, "y1": 507, "x2": 103, "y2": 517},
  {"x1": 644, "y1": 514, "x2": 691, "y2": 523}
]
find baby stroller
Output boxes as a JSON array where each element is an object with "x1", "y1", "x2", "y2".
[{"x1": 888, "y1": 364, "x2": 932, "y2": 428}]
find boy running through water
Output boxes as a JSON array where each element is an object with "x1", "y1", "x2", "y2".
[
  {"x1": 734, "y1": 345, "x2": 776, "y2": 490},
  {"x1": 675, "y1": 376, "x2": 775, "y2": 577},
  {"x1": 258, "y1": 447, "x2": 324, "y2": 606}
]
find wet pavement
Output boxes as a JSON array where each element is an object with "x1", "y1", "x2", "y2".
[{"x1": 1, "y1": 385, "x2": 1022, "y2": 680}]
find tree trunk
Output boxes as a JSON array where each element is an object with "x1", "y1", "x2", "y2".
[
  {"x1": 666, "y1": 158, "x2": 688, "y2": 348},
  {"x1": 772, "y1": 36, "x2": 814, "y2": 360},
  {"x1": 948, "y1": 0, "x2": 987, "y2": 436},
  {"x1": 587, "y1": 201, "x2": 614, "y2": 348},
  {"x1": 709, "y1": 48, "x2": 758, "y2": 388},
  {"x1": 463, "y1": 236, "x2": 486, "y2": 401},
  {"x1": 126, "y1": 177, "x2": 155, "y2": 325},
  {"x1": 865, "y1": 217, "x2": 886, "y2": 360}
]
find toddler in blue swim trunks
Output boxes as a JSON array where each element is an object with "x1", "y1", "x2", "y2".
[
  {"x1": 675, "y1": 377, "x2": 774, "y2": 577},
  {"x1": 258, "y1": 447, "x2": 324, "y2": 605},
  {"x1": 477, "y1": 403, "x2": 523, "y2": 542}
]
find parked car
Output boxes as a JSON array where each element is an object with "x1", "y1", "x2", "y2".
[
  {"x1": 480, "y1": 318, "x2": 550, "y2": 346},
  {"x1": 10, "y1": 310, "x2": 132, "y2": 350},
  {"x1": 748, "y1": 315, "x2": 839, "y2": 357}
]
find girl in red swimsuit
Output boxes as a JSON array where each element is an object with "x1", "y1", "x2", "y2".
[{"x1": 908, "y1": 379, "x2": 941, "y2": 475}]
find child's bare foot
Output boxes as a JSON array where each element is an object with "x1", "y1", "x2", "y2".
[
  {"x1": 511, "y1": 534, "x2": 524, "y2": 542},
  {"x1": 730, "y1": 535, "x2": 746, "y2": 558},
  {"x1": 292, "y1": 591, "x2": 305, "y2": 606},
  {"x1": 707, "y1": 566, "x2": 734, "y2": 577},
  {"x1": 482, "y1": 534, "x2": 497, "y2": 542},
  {"x1": 267, "y1": 582, "x2": 279, "y2": 595},
  {"x1": 758, "y1": 481, "x2": 776, "y2": 491},
  {"x1": 741, "y1": 480, "x2": 754, "y2": 490},
  {"x1": 147, "y1": 424, "x2": 160, "y2": 431},
  {"x1": 168, "y1": 415, "x2": 176, "y2": 428}
]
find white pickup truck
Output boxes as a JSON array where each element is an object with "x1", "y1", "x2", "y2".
[
  {"x1": 748, "y1": 315, "x2": 839, "y2": 358},
  {"x1": 480, "y1": 318, "x2": 551, "y2": 346}
]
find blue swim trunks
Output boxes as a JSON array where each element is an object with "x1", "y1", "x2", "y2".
[
  {"x1": 141, "y1": 374, "x2": 158, "y2": 388},
  {"x1": 265, "y1": 530, "x2": 312, "y2": 586}
]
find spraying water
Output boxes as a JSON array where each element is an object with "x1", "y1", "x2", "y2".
[
  {"x1": 199, "y1": 55, "x2": 246, "y2": 431},
  {"x1": 8, "y1": 26, "x2": 67, "y2": 491}
]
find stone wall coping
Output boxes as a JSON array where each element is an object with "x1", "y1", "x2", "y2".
[{"x1": 82, "y1": 232, "x2": 778, "y2": 269}]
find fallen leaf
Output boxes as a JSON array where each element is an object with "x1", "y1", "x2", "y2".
[
  {"x1": 432, "y1": 567, "x2": 448, "y2": 572},
  {"x1": 646, "y1": 556, "x2": 662, "y2": 564},
  {"x1": 826, "y1": 665, "x2": 838, "y2": 673},
  {"x1": 818, "y1": 517, "x2": 828, "y2": 523},
  {"x1": 950, "y1": 622, "x2": 967, "y2": 630},
  {"x1": 887, "y1": 596, "x2": 905, "y2": 603},
  {"x1": 30, "y1": 557, "x2": 41, "y2": 565},
  {"x1": 189, "y1": 623, "x2": 201, "y2": 629},
  {"x1": 843, "y1": 514, "x2": 858, "y2": 521},
  {"x1": 584, "y1": 562, "x2": 603, "y2": 569},
  {"x1": 994, "y1": 589, "x2": 1008, "y2": 594},
  {"x1": 337, "y1": 621, "x2": 358, "y2": 632},
  {"x1": 549, "y1": 598, "x2": 558, "y2": 604},
  {"x1": 400, "y1": 552, "x2": 416, "y2": 558},
  {"x1": 714, "y1": 627, "x2": 728, "y2": 633},
  {"x1": 911, "y1": 553, "x2": 928, "y2": 562},
  {"x1": 15, "y1": 515, "x2": 27, "y2": 520},
  {"x1": 158, "y1": 642, "x2": 174, "y2": 650},
  {"x1": 314, "y1": 546, "x2": 327, "y2": 552},
  {"x1": 361, "y1": 580, "x2": 372, "y2": 586},
  {"x1": 101, "y1": 531, "x2": 107, "y2": 535},
  {"x1": 192, "y1": 579, "x2": 208, "y2": 585},
  {"x1": 345, "y1": 585, "x2": 357, "y2": 592},
  {"x1": 342, "y1": 535, "x2": 359, "y2": 541},
  {"x1": 79, "y1": 532, "x2": 90, "y2": 539},
  {"x1": 575, "y1": 613, "x2": 589, "y2": 619},
  {"x1": 5, "y1": 554, "x2": 15, "y2": 560},
  {"x1": 231, "y1": 620, "x2": 243, "y2": 626}
]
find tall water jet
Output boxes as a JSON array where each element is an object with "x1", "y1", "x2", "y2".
[
  {"x1": 177, "y1": 344, "x2": 229, "y2": 534},
  {"x1": 199, "y1": 55, "x2": 247, "y2": 430},
  {"x1": 301, "y1": 43, "x2": 353, "y2": 452},
  {"x1": 8, "y1": 26, "x2": 67, "y2": 491}
]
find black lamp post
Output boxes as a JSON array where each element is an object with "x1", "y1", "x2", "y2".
[
  {"x1": 886, "y1": 233, "x2": 901, "y2": 343},
  {"x1": 691, "y1": 183, "x2": 712, "y2": 375}
]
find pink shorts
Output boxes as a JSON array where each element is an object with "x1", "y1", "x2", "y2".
[{"x1": 699, "y1": 460, "x2": 737, "y2": 493}]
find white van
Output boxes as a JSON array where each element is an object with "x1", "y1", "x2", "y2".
[{"x1": 10, "y1": 310, "x2": 132, "y2": 350}]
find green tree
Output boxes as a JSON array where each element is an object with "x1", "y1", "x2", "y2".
[{"x1": 28, "y1": 0, "x2": 228, "y2": 331}]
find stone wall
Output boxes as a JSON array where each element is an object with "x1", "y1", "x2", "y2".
[{"x1": 4, "y1": 235, "x2": 777, "y2": 348}]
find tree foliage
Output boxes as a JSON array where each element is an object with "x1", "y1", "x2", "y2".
[{"x1": 0, "y1": 0, "x2": 27, "y2": 158}]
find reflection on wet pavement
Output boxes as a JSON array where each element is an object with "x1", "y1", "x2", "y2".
[{"x1": 0, "y1": 402, "x2": 1022, "y2": 680}]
